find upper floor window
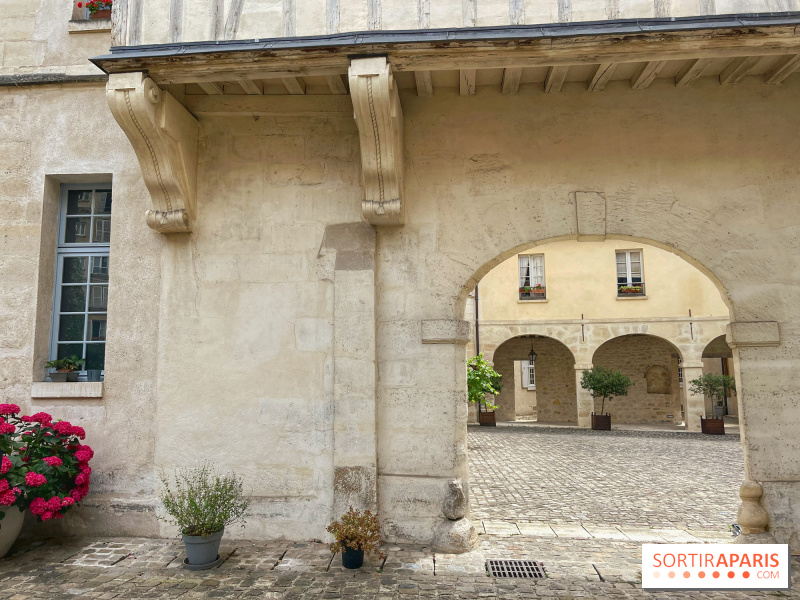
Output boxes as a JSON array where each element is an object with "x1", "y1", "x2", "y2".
[
  {"x1": 519, "y1": 254, "x2": 545, "y2": 300},
  {"x1": 50, "y1": 184, "x2": 112, "y2": 379},
  {"x1": 616, "y1": 250, "x2": 644, "y2": 296}
]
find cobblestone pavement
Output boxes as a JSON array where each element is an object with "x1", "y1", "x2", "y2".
[
  {"x1": 468, "y1": 425, "x2": 744, "y2": 532},
  {"x1": 2, "y1": 534, "x2": 798, "y2": 599}
]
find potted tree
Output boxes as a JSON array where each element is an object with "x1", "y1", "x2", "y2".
[
  {"x1": 467, "y1": 354, "x2": 501, "y2": 427},
  {"x1": 158, "y1": 463, "x2": 249, "y2": 570},
  {"x1": 689, "y1": 373, "x2": 735, "y2": 435},
  {"x1": 580, "y1": 367, "x2": 632, "y2": 430},
  {"x1": 46, "y1": 356, "x2": 84, "y2": 382},
  {"x1": 327, "y1": 507, "x2": 384, "y2": 569}
]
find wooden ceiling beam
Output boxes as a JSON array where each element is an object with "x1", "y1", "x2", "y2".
[
  {"x1": 587, "y1": 62, "x2": 615, "y2": 91},
  {"x1": 414, "y1": 70, "x2": 433, "y2": 96},
  {"x1": 238, "y1": 79, "x2": 263, "y2": 94},
  {"x1": 764, "y1": 54, "x2": 800, "y2": 84},
  {"x1": 198, "y1": 81, "x2": 224, "y2": 94},
  {"x1": 719, "y1": 56, "x2": 761, "y2": 84},
  {"x1": 674, "y1": 58, "x2": 711, "y2": 87},
  {"x1": 631, "y1": 60, "x2": 668, "y2": 89},
  {"x1": 459, "y1": 69, "x2": 476, "y2": 95},
  {"x1": 501, "y1": 67, "x2": 522, "y2": 94},
  {"x1": 326, "y1": 74, "x2": 348, "y2": 94},
  {"x1": 184, "y1": 94, "x2": 353, "y2": 117},
  {"x1": 282, "y1": 76, "x2": 307, "y2": 94},
  {"x1": 544, "y1": 65, "x2": 568, "y2": 92}
]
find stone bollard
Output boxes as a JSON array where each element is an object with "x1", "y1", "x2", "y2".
[
  {"x1": 734, "y1": 480, "x2": 776, "y2": 544},
  {"x1": 432, "y1": 479, "x2": 479, "y2": 553}
]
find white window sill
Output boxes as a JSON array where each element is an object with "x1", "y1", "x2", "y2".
[
  {"x1": 518, "y1": 299, "x2": 548, "y2": 303},
  {"x1": 616, "y1": 295, "x2": 648, "y2": 301},
  {"x1": 68, "y1": 19, "x2": 111, "y2": 34},
  {"x1": 31, "y1": 382, "x2": 103, "y2": 399}
]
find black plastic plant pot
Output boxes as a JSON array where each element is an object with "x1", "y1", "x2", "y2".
[{"x1": 341, "y1": 546, "x2": 364, "y2": 569}]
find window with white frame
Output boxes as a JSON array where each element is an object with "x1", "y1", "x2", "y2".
[
  {"x1": 520, "y1": 360, "x2": 536, "y2": 390},
  {"x1": 615, "y1": 250, "x2": 644, "y2": 296},
  {"x1": 678, "y1": 358, "x2": 683, "y2": 387},
  {"x1": 518, "y1": 254, "x2": 545, "y2": 299},
  {"x1": 50, "y1": 184, "x2": 112, "y2": 376}
]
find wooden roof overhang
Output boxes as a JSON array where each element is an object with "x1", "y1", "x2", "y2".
[{"x1": 92, "y1": 13, "x2": 800, "y2": 85}]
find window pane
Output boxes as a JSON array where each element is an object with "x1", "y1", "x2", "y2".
[
  {"x1": 85, "y1": 343, "x2": 105, "y2": 370},
  {"x1": 67, "y1": 190, "x2": 92, "y2": 215},
  {"x1": 88, "y1": 285, "x2": 108, "y2": 311},
  {"x1": 90, "y1": 256, "x2": 109, "y2": 283},
  {"x1": 62, "y1": 257, "x2": 88, "y2": 283},
  {"x1": 60, "y1": 286, "x2": 86, "y2": 312},
  {"x1": 94, "y1": 190, "x2": 112, "y2": 215},
  {"x1": 65, "y1": 217, "x2": 91, "y2": 243},
  {"x1": 93, "y1": 218, "x2": 111, "y2": 243},
  {"x1": 56, "y1": 343, "x2": 83, "y2": 361},
  {"x1": 58, "y1": 314, "x2": 85, "y2": 341},
  {"x1": 87, "y1": 315, "x2": 107, "y2": 341}
]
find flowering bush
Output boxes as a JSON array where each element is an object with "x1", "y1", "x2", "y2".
[
  {"x1": 0, "y1": 404, "x2": 93, "y2": 525},
  {"x1": 327, "y1": 507, "x2": 384, "y2": 558},
  {"x1": 77, "y1": 0, "x2": 112, "y2": 15}
]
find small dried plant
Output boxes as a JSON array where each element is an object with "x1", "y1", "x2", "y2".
[
  {"x1": 158, "y1": 462, "x2": 249, "y2": 537},
  {"x1": 327, "y1": 507, "x2": 385, "y2": 558}
]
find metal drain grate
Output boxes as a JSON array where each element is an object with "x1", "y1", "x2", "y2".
[{"x1": 486, "y1": 559, "x2": 546, "y2": 578}]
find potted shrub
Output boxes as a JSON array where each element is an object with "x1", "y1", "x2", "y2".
[
  {"x1": 467, "y1": 354, "x2": 501, "y2": 427},
  {"x1": 327, "y1": 507, "x2": 384, "y2": 569},
  {"x1": 0, "y1": 404, "x2": 93, "y2": 557},
  {"x1": 77, "y1": 0, "x2": 113, "y2": 19},
  {"x1": 580, "y1": 366, "x2": 632, "y2": 430},
  {"x1": 46, "y1": 356, "x2": 84, "y2": 382},
  {"x1": 158, "y1": 463, "x2": 249, "y2": 570},
  {"x1": 689, "y1": 373, "x2": 735, "y2": 435}
]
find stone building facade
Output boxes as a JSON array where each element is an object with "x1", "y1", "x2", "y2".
[{"x1": 1, "y1": 0, "x2": 799, "y2": 550}]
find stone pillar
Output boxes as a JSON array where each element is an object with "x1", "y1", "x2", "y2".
[
  {"x1": 575, "y1": 363, "x2": 593, "y2": 428},
  {"x1": 681, "y1": 362, "x2": 705, "y2": 432},
  {"x1": 322, "y1": 223, "x2": 378, "y2": 517}
]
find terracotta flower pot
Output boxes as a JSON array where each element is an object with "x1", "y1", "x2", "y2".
[{"x1": 90, "y1": 9, "x2": 111, "y2": 19}]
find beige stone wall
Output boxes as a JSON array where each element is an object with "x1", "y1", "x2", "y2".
[
  {"x1": 477, "y1": 239, "x2": 730, "y2": 322},
  {"x1": 592, "y1": 335, "x2": 682, "y2": 424},
  {"x1": 118, "y1": 0, "x2": 800, "y2": 46},
  {"x1": 513, "y1": 362, "x2": 537, "y2": 418},
  {"x1": 492, "y1": 337, "x2": 576, "y2": 423},
  {"x1": 0, "y1": 0, "x2": 110, "y2": 74}
]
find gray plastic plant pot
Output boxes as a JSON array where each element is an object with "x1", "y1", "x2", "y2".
[{"x1": 182, "y1": 528, "x2": 224, "y2": 568}]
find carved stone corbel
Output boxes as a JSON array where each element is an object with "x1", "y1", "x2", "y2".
[
  {"x1": 348, "y1": 57, "x2": 404, "y2": 226},
  {"x1": 106, "y1": 72, "x2": 199, "y2": 233}
]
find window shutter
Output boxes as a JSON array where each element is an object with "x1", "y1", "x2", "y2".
[{"x1": 520, "y1": 360, "x2": 530, "y2": 387}]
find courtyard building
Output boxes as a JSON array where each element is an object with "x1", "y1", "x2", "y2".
[{"x1": 1, "y1": 0, "x2": 799, "y2": 554}]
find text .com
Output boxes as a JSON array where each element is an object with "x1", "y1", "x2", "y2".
[{"x1": 641, "y1": 544, "x2": 790, "y2": 590}]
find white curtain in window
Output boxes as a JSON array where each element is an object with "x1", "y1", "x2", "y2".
[{"x1": 519, "y1": 255, "x2": 544, "y2": 287}]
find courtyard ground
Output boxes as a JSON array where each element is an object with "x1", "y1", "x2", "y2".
[{"x1": 1, "y1": 425, "x2": 791, "y2": 599}]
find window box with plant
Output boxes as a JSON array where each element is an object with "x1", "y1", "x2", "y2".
[
  {"x1": 519, "y1": 284, "x2": 546, "y2": 299},
  {"x1": 77, "y1": 0, "x2": 112, "y2": 19},
  {"x1": 616, "y1": 250, "x2": 645, "y2": 297},
  {"x1": 327, "y1": 507, "x2": 385, "y2": 569},
  {"x1": 46, "y1": 356, "x2": 84, "y2": 382},
  {"x1": 158, "y1": 463, "x2": 249, "y2": 570}
]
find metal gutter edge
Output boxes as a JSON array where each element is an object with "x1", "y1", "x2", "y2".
[
  {"x1": 0, "y1": 73, "x2": 109, "y2": 87},
  {"x1": 91, "y1": 11, "x2": 800, "y2": 70}
]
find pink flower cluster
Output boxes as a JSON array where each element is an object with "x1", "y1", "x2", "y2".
[
  {"x1": 52, "y1": 420, "x2": 86, "y2": 439},
  {"x1": 0, "y1": 456, "x2": 11, "y2": 474},
  {"x1": 0, "y1": 478, "x2": 21, "y2": 506},
  {"x1": 29, "y1": 496, "x2": 70, "y2": 520},
  {"x1": 0, "y1": 417, "x2": 14, "y2": 435},
  {"x1": 0, "y1": 404, "x2": 21, "y2": 415},
  {"x1": 25, "y1": 472, "x2": 47, "y2": 487}
]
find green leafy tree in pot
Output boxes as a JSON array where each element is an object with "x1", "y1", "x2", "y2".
[
  {"x1": 689, "y1": 373, "x2": 735, "y2": 417},
  {"x1": 580, "y1": 366, "x2": 633, "y2": 415},
  {"x1": 467, "y1": 354, "x2": 501, "y2": 412}
]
